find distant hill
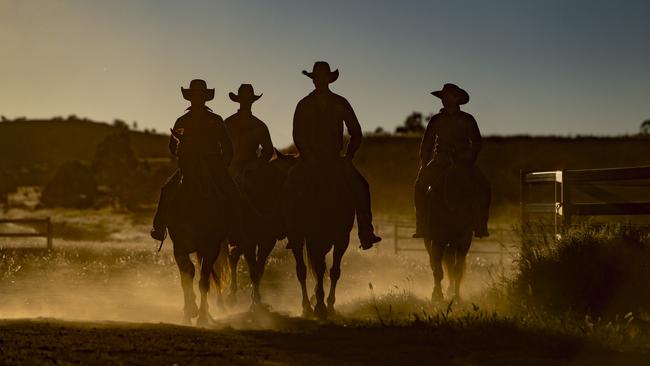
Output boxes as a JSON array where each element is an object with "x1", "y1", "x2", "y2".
[
  {"x1": 0, "y1": 118, "x2": 169, "y2": 184},
  {"x1": 2, "y1": 118, "x2": 649, "y2": 218}
]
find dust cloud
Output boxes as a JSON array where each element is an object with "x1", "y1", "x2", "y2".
[{"x1": 0, "y1": 210, "x2": 514, "y2": 327}]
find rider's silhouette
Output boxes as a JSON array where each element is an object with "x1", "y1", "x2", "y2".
[
  {"x1": 285, "y1": 61, "x2": 382, "y2": 250},
  {"x1": 151, "y1": 79, "x2": 243, "y2": 243},
  {"x1": 413, "y1": 83, "x2": 490, "y2": 238},
  {"x1": 224, "y1": 84, "x2": 274, "y2": 179}
]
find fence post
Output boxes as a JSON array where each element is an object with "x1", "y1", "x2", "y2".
[
  {"x1": 46, "y1": 217, "x2": 53, "y2": 250},
  {"x1": 561, "y1": 169, "x2": 571, "y2": 233}
]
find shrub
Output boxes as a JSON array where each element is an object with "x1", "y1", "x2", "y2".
[
  {"x1": 508, "y1": 225, "x2": 650, "y2": 318},
  {"x1": 41, "y1": 161, "x2": 98, "y2": 208}
]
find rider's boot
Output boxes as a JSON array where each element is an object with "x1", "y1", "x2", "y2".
[{"x1": 357, "y1": 213, "x2": 381, "y2": 250}]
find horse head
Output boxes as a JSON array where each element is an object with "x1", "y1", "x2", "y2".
[{"x1": 272, "y1": 148, "x2": 299, "y2": 174}]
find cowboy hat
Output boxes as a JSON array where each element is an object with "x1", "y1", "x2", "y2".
[
  {"x1": 229, "y1": 84, "x2": 262, "y2": 103},
  {"x1": 431, "y1": 83, "x2": 469, "y2": 105},
  {"x1": 181, "y1": 79, "x2": 215, "y2": 102},
  {"x1": 302, "y1": 61, "x2": 339, "y2": 83}
]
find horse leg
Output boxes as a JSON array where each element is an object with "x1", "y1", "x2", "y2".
[
  {"x1": 426, "y1": 239, "x2": 444, "y2": 301},
  {"x1": 227, "y1": 245, "x2": 242, "y2": 307},
  {"x1": 197, "y1": 245, "x2": 221, "y2": 326},
  {"x1": 308, "y1": 242, "x2": 328, "y2": 320},
  {"x1": 241, "y1": 244, "x2": 261, "y2": 310},
  {"x1": 252, "y1": 239, "x2": 276, "y2": 308},
  {"x1": 174, "y1": 251, "x2": 198, "y2": 324},
  {"x1": 327, "y1": 239, "x2": 349, "y2": 315},
  {"x1": 256, "y1": 239, "x2": 275, "y2": 283},
  {"x1": 452, "y1": 232, "x2": 473, "y2": 301},
  {"x1": 443, "y1": 249, "x2": 455, "y2": 296},
  {"x1": 292, "y1": 244, "x2": 313, "y2": 317}
]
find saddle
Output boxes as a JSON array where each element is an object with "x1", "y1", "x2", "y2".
[{"x1": 443, "y1": 164, "x2": 477, "y2": 212}]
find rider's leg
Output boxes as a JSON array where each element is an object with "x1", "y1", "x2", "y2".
[
  {"x1": 474, "y1": 169, "x2": 491, "y2": 238},
  {"x1": 344, "y1": 161, "x2": 381, "y2": 249},
  {"x1": 151, "y1": 169, "x2": 181, "y2": 241},
  {"x1": 282, "y1": 161, "x2": 306, "y2": 250},
  {"x1": 221, "y1": 172, "x2": 245, "y2": 244}
]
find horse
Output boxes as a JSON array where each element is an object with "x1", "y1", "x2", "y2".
[
  {"x1": 424, "y1": 163, "x2": 479, "y2": 302},
  {"x1": 166, "y1": 166, "x2": 231, "y2": 326},
  {"x1": 215, "y1": 150, "x2": 297, "y2": 310},
  {"x1": 288, "y1": 158, "x2": 356, "y2": 320}
]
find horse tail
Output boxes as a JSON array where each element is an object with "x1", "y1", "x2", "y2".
[
  {"x1": 211, "y1": 241, "x2": 231, "y2": 293},
  {"x1": 302, "y1": 242, "x2": 317, "y2": 279}
]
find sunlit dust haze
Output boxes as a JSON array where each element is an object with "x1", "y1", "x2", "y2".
[{"x1": 1, "y1": 0, "x2": 649, "y2": 148}]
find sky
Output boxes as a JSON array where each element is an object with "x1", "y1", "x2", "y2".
[{"x1": 1, "y1": 0, "x2": 649, "y2": 147}]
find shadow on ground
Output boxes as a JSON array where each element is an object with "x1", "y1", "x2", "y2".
[{"x1": 1, "y1": 313, "x2": 648, "y2": 366}]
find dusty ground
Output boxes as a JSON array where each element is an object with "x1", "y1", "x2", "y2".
[
  {"x1": 1, "y1": 208, "x2": 648, "y2": 365},
  {"x1": 2, "y1": 316, "x2": 649, "y2": 366}
]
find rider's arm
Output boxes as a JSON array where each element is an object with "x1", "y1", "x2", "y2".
[
  {"x1": 258, "y1": 122, "x2": 274, "y2": 162},
  {"x1": 168, "y1": 118, "x2": 183, "y2": 156},
  {"x1": 293, "y1": 101, "x2": 312, "y2": 159},
  {"x1": 215, "y1": 116, "x2": 234, "y2": 166},
  {"x1": 467, "y1": 114, "x2": 482, "y2": 159},
  {"x1": 419, "y1": 117, "x2": 437, "y2": 167},
  {"x1": 342, "y1": 98, "x2": 362, "y2": 159}
]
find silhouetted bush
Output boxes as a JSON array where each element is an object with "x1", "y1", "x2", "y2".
[
  {"x1": 92, "y1": 131, "x2": 138, "y2": 207},
  {"x1": 41, "y1": 161, "x2": 98, "y2": 208},
  {"x1": 508, "y1": 225, "x2": 650, "y2": 318},
  {"x1": 395, "y1": 112, "x2": 425, "y2": 134},
  {"x1": 640, "y1": 120, "x2": 650, "y2": 135}
]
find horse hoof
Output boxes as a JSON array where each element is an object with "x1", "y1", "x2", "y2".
[
  {"x1": 314, "y1": 304, "x2": 327, "y2": 320},
  {"x1": 302, "y1": 305, "x2": 314, "y2": 318},
  {"x1": 184, "y1": 303, "x2": 199, "y2": 319},
  {"x1": 250, "y1": 302, "x2": 271, "y2": 313},
  {"x1": 432, "y1": 289, "x2": 444, "y2": 302},
  {"x1": 196, "y1": 313, "x2": 215, "y2": 327},
  {"x1": 327, "y1": 305, "x2": 337, "y2": 317}
]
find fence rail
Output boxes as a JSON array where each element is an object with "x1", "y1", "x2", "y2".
[
  {"x1": 375, "y1": 220, "x2": 517, "y2": 266},
  {"x1": 0, "y1": 218, "x2": 53, "y2": 249},
  {"x1": 520, "y1": 166, "x2": 650, "y2": 234}
]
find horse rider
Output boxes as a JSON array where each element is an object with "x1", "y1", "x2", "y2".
[
  {"x1": 150, "y1": 79, "x2": 243, "y2": 243},
  {"x1": 224, "y1": 84, "x2": 274, "y2": 181},
  {"x1": 413, "y1": 83, "x2": 490, "y2": 238},
  {"x1": 285, "y1": 61, "x2": 382, "y2": 250}
]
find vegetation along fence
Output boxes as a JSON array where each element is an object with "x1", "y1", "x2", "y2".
[{"x1": 0, "y1": 217, "x2": 53, "y2": 249}]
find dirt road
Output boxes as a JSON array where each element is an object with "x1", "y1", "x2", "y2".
[{"x1": 1, "y1": 316, "x2": 648, "y2": 366}]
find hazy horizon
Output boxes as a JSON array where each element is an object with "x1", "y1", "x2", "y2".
[{"x1": 1, "y1": 0, "x2": 649, "y2": 147}]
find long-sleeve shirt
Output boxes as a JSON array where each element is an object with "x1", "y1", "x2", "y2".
[
  {"x1": 293, "y1": 90, "x2": 362, "y2": 161},
  {"x1": 169, "y1": 106, "x2": 233, "y2": 176},
  {"x1": 420, "y1": 108, "x2": 482, "y2": 166}
]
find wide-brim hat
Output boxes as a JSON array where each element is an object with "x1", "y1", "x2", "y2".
[
  {"x1": 229, "y1": 84, "x2": 262, "y2": 103},
  {"x1": 431, "y1": 83, "x2": 469, "y2": 105},
  {"x1": 181, "y1": 79, "x2": 215, "y2": 102},
  {"x1": 302, "y1": 61, "x2": 339, "y2": 83}
]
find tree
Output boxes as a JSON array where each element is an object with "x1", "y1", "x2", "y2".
[
  {"x1": 41, "y1": 161, "x2": 97, "y2": 208},
  {"x1": 395, "y1": 112, "x2": 425, "y2": 134},
  {"x1": 112, "y1": 119, "x2": 129, "y2": 130},
  {"x1": 92, "y1": 131, "x2": 138, "y2": 207},
  {"x1": 641, "y1": 120, "x2": 650, "y2": 135}
]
